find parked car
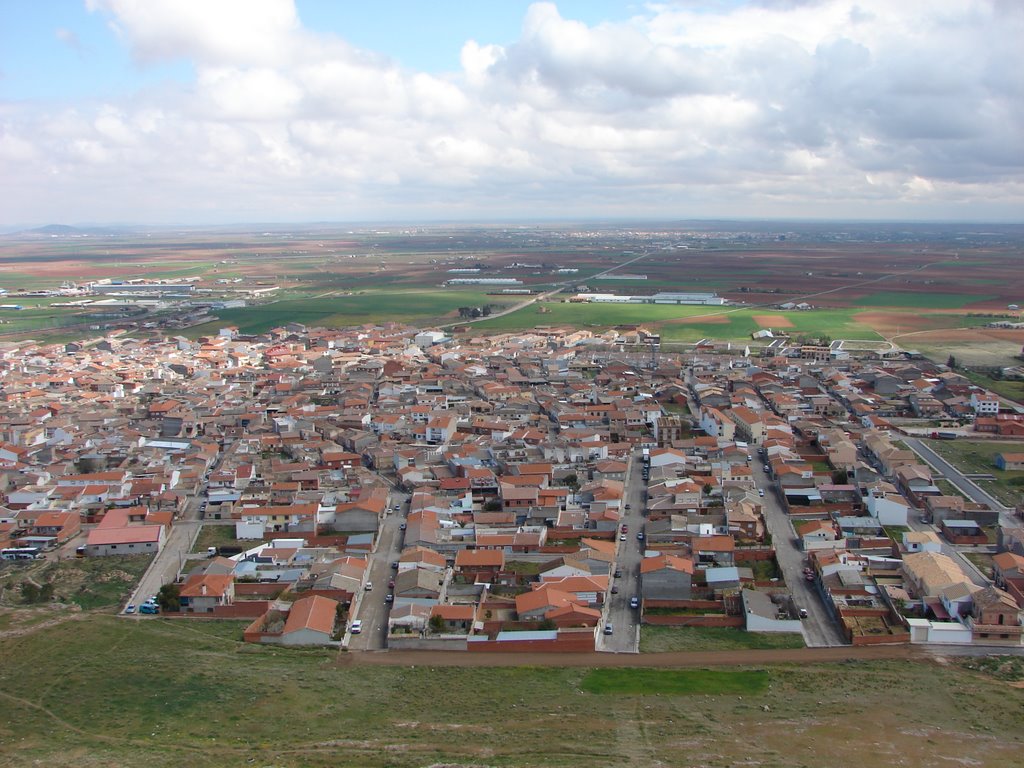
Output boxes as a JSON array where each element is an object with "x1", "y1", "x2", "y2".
[
  {"x1": 387, "y1": 579, "x2": 395, "y2": 589},
  {"x1": 384, "y1": 593, "x2": 394, "y2": 603},
  {"x1": 603, "y1": 623, "x2": 614, "y2": 635},
  {"x1": 350, "y1": 619, "x2": 362, "y2": 634},
  {"x1": 798, "y1": 608, "x2": 808, "y2": 619},
  {"x1": 613, "y1": 568, "x2": 622, "y2": 578},
  {"x1": 758, "y1": 489, "x2": 765, "y2": 497},
  {"x1": 124, "y1": 604, "x2": 136, "y2": 614},
  {"x1": 364, "y1": 581, "x2": 373, "y2": 591},
  {"x1": 625, "y1": 503, "x2": 631, "y2": 510},
  {"x1": 621, "y1": 524, "x2": 628, "y2": 534},
  {"x1": 611, "y1": 585, "x2": 619, "y2": 594},
  {"x1": 629, "y1": 596, "x2": 639, "y2": 609},
  {"x1": 139, "y1": 603, "x2": 159, "y2": 615},
  {"x1": 399, "y1": 523, "x2": 407, "y2": 531},
  {"x1": 636, "y1": 531, "x2": 645, "y2": 541}
]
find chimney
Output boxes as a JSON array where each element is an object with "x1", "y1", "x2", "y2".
[{"x1": 201, "y1": 583, "x2": 207, "y2": 596}]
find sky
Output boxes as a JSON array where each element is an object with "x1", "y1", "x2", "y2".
[{"x1": 0, "y1": 0, "x2": 1022, "y2": 226}]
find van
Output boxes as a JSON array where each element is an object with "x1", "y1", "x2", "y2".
[{"x1": 139, "y1": 603, "x2": 160, "y2": 615}]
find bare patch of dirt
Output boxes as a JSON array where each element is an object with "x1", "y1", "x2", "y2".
[{"x1": 752, "y1": 314, "x2": 794, "y2": 328}]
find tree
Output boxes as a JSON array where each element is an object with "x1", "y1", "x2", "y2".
[
  {"x1": 831, "y1": 469, "x2": 848, "y2": 485},
  {"x1": 538, "y1": 618, "x2": 557, "y2": 631},
  {"x1": 561, "y1": 473, "x2": 579, "y2": 491},
  {"x1": 483, "y1": 499, "x2": 503, "y2": 512},
  {"x1": 481, "y1": 305, "x2": 492, "y2": 317},
  {"x1": 429, "y1": 614, "x2": 445, "y2": 634},
  {"x1": 157, "y1": 583, "x2": 181, "y2": 612},
  {"x1": 946, "y1": 355, "x2": 957, "y2": 369},
  {"x1": 702, "y1": 483, "x2": 713, "y2": 496}
]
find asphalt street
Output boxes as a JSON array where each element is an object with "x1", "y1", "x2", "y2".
[
  {"x1": 753, "y1": 462, "x2": 847, "y2": 647},
  {"x1": 347, "y1": 490, "x2": 407, "y2": 650}
]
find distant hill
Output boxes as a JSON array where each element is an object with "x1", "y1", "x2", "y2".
[{"x1": 10, "y1": 224, "x2": 128, "y2": 237}]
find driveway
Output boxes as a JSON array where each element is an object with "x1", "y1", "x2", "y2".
[{"x1": 753, "y1": 462, "x2": 847, "y2": 647}]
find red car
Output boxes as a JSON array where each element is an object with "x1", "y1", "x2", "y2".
[{"x1": 621, "y1": 525, "x2": 628, "y2": 534}]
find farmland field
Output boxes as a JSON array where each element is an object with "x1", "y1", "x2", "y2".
[
  {"x1": 1, "y1": 614, "x2": 1022, "y2": 767},
  {"x1": 0, "y1": 222, "x2": 1021, "y2": 363},
  {"x1": 855, "y1": 291, "x2": 996, "y2": 309}
]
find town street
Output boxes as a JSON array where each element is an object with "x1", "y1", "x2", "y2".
[
  {"x1": 753, "y1": 462, "x2": 847, "y2": 647},
  {"x1": 599, "y1": 448, "x2": 646, "y2": 652},
  {"x1": 347, "y1": 490, "x2": 408, "y2": 650}
]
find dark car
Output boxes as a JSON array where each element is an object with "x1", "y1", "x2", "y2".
[
  {"x1": 384, "y1": 593, "x2": 394, "y2": 603},
  {"x1": 611, "y1": 585, "x2": 619, "y2": 594},
  {"x1": 613, "y1": 568, "x2": 622, "y2": 578},
  {"x1": 636, "y1": 531, "x2": 645, "y2": 541}
]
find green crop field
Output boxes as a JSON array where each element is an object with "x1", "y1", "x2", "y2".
[
  {"x1": 855, "y1": 291, "x2": 995, "y2": 309},
  {"x1": 184, "y1": 289, "x2": 516, "y2": 336},
  {"x1": 1, "y1": 615, "x2": 1022, "y2": 767},
  {"x1": 475, "y1": 301, "x2": 879, "y2": 342}
]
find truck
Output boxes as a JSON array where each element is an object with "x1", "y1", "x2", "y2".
[
  {"x1": 207, "y1": 545, "x2": 244, "y2": 557},
  {"x1": 930, "y1": 431, "x2": 958, "y2": 440},
  {"x1": 642, "y1": 447, "x2": 650, "y2": 463}
]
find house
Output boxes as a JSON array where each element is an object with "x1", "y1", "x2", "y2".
[
  {"x1": 994, "y1": 452, "x2": 1024, "y2": 471},
  {"x1": 902, "y1": 551, "x2": 968, "y2": 598},
  {"x1": 29, "y1": 510, "x2": 80, "y2": 544},
  {"x1": 429, "y1": 604, "x2": 476, "y2": 633},
  {"x1": 992, "y1": 551, "x2": 1024, "y2": 587},
  {"x1": 639, "y1": 553, "x2": 695, "y2": 600},
  {"x1": 969, "y1": 586, "x2": 1023, "y2": 645},
  {"x1": 454, "y1": 548, "x2": 505, "y2": 583},
  {"x1": 281, "y1": 595, "x2": 339, "y2": 645},
  {"x1": 178, "y1": 573, "x2": 235, "y2": 613},
  {"x1": 741, "y1": 589, "x2": 803, "y2": 633},
  {"x1": 902, "y1": 530, "x2": 943, "y2": 554},
  {"x1": 85, "y1": 519, "x2": 164, "y2": 557},
  {"x1": 796, "y1": 519, "x2": 842, "y2": 551}
]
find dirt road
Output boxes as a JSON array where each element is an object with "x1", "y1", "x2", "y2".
[{"x1": 342, "y1": 643, "x2": 924, "y2": 668}]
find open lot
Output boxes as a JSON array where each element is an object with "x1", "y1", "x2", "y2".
[
  {"x1": 640, "y1": 626, "x2": 805, "y2": 653},
  {"x1": 920, "y1": 439, "x2": 1024, "y2": 507},
  {"x1": 0, "y1": 555, "x2": 152, "y2": 611},
  {"x1": 0, "y1": 614, "x2": 1021, "y2": 767}
]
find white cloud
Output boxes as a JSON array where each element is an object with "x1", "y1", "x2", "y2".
[{"x1": 2, "y1": 0, "x2": 1022, "y2": 224}]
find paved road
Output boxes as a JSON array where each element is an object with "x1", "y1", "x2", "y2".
[
  {"x1": 753, "y1": 462, "x2": 847, "y2": 647},
  {"x1": 124, "y1": 493, "x2": 205, "y2": 613},
  {"x1": 903, "y1": 436, "x2": 1015, "y2": 528},
  {"x1": 599, "y1": 449, "x2": 645, "y2": 652},
  {"x1": 346, "y1": 490, "x2": 408, "y2": 650},
  {"x1": 860, "y1": 445, "x2": 994, "y2": 587}
]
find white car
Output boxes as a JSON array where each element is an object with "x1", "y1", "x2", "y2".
[
  {"x1": 350, "y1": 620, "x2": 362, "y2": 634},
  {"x1": 364, "y1": 581, "x2": 373, "y2": 591}
]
